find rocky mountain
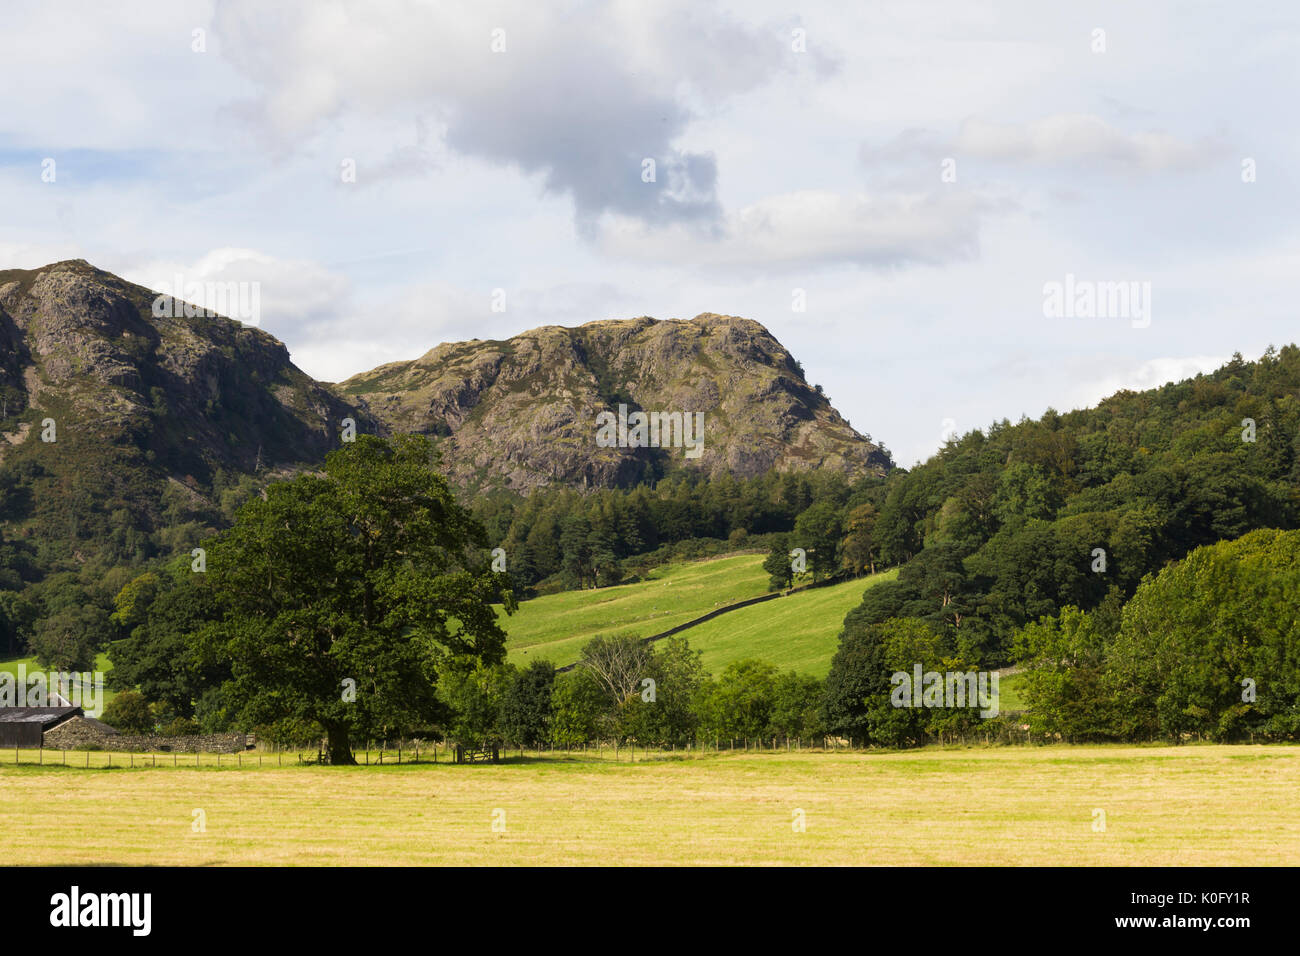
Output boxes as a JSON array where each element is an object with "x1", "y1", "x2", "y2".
[
  {"x1": 0, "y1": 260, "x2": 366, "y2": 571},
  {"x1": 0, "y1": 260, "x2": 886, "y2": 584},
  {"x1": 338, "y1": 314, "x2": 890, "y2": 493}
]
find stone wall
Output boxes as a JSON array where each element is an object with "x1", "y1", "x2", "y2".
[{"x1": 43, "y1": 717, "x2": 247, "y2": 753}]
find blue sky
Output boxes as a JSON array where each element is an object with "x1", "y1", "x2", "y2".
[{"x1": 1, "y1": 0, "x2": 1296, "y2": 466}]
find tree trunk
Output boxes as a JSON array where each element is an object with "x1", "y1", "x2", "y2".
[{"x1": 327, "y1": 726, "x2": 356, "y2": 765}]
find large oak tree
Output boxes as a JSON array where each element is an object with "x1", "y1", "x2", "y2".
[{"x1": 200, "y1": 434, "x2": 515, "y2": 763}]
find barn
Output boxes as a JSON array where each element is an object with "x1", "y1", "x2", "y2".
[{"x1": 0, "y1": 706, "x2": 83, "y2": 748}]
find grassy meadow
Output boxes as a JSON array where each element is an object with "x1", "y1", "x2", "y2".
[
  {"x1": 500, "y1": 552, "x2": 896, "y2": 674},
  {"x1": 2, "y1": 745, "x2": 1296, "y2": 865},
  {"x1": 501, "y1": 553, "x2": 770, "y2": 668},
  {"x1": 0, "y1": 652, "x2": 116, "y2": 707},
  {"x1": 688, "y1": 568, "x2": 897, "y2": 676}
]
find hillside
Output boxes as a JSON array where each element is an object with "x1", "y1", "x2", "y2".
[
  {"x1": 839, "y1": 345, "x2": 1300, "y2": 664},
  {"x1": 0, "y1": 260, "x2": 887, "y2": 597},
  {"x1": 503, "y1": 552, "x2": 769, "y2": 668},
  {"x1": 338, "y1": 314, "x2": 889, "y2": 493},
  {"x1": 687, "y1": 569, "x2": 897, "y2": 677},
  {"x1": 0, "y1": 259, "x2": 369, "y2": 578},
  {"x1": 501, "y1": 551, "x2": 896, "y2": 675}
]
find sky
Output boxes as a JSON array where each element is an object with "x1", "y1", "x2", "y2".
[{"x1": 1, "y1": 0, "x2": 1297, "y2": 467}]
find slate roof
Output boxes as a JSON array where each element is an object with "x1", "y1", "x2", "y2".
[{"x1": 0, "y1": 706, "x2": 83, "y2": 728}]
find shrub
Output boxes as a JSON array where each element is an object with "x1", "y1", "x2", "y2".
[{"x1": 102, "y1": 690, "x2": 154, "y2": 734}]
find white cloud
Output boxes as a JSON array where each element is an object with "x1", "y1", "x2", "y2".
[
  {"x1": 597, "y1": 188, "x2": 991, "y2": 270},
  {"x1": 957, "y1": 114, "x2": 1225, "y2": 171},
  {"x1": 1064, "y1": 354, "x2": 1232, "y2": 411},
  {"x1": 121, "y1": 249, "x2": 348, "y2": 336},
  {"x1": 863, "y1": 114, "x2": 1226, "y2": 173}
]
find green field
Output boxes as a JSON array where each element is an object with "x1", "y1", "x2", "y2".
[
  {"x1": 2, "y1": 745, "x2": 1296, "y2": 865},
  {"x1": 0, "y1": 652, "x2": 116, "y2": 708},
  {"x1": 500, "y1": 552, "x2": 897, "y2": 675},
  {"x1": 687, "y1": 569, "x2": 897, "y2": 676},
  {"x1": 997, "y1": 670, "x2": 1026, "y2": 712},
  {"x1": 502, "y1": 553, "x2": 770, "y2": 668}
]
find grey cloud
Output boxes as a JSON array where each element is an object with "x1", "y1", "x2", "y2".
[{"x1": 211, "y1": 0, "x2": 799, "y2": 228}]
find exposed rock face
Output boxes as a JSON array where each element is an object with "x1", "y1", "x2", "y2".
[
  {"x1": 0, "y1": 259, "x2": 365, "y2": 475},
  {"x1": 339, "y1": 314, "x2": 889, "y2": 492},
  {"x1": 0, "y1": 260, "x2": 887, "y2": 558},
  {"x1": 0, "y1": 260, "x2": 372, "y2": 575}
]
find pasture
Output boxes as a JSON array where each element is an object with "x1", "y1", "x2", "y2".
[
  {"x1": 688, "y1": 569, "x2": 897, "y2": 676},
  {"x1": 2, "y1": 745, "x2": 1296, "y2": 866},
  {"x1": 0, "y1": 652, "x2": 116, "y2": 707},
  {"x1": 501, "y1": 552, "x2": 896, "y2": 675},
  {"x1": 501, "y1": 552, "x2": 768, "y2": 668}
]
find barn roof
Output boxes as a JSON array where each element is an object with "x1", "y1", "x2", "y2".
[{"x1": 0, "y1": 706, "x2": 83, "y2": 728}]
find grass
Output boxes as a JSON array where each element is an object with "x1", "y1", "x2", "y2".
[
  {"x1": 997, "y1": 671, "x2": 1026, "y2": 712},
  {"x1": 501, "y1": 553, "x2": 770, "y2": 668},
  {"x1": 688, "y1": 568, "x2": 898, "y2": 676},
  {"x1": 501, "y1": 552, "x2": 898, "y2": 676},
  {"x1": 0, "y1": 652, "x2": 116, "y2": 707},
  {"x1": 1, "y1": 745, "x2": 1296, "y2": 865}
]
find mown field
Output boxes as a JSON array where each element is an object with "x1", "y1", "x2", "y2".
[
  {"x1": 500, "y1": 552, "x2": 895, "y2": 674},
  {"x1": 2, "y1": 745, "x2": 1296, "y2": 865}
]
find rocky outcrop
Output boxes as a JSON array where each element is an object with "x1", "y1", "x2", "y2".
[
  {"x1": 0, "y1": 260, "x2": 374, "y2": 573},
  {"x1": 0, "y1": 260, "x2": 887, "y2": 547},
  {"x1": 0, "y1": 259, "x2": 368, "y2": 473},
  {"x1": 339, "y1": 314, "x2": 889, "y2": 492}
]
